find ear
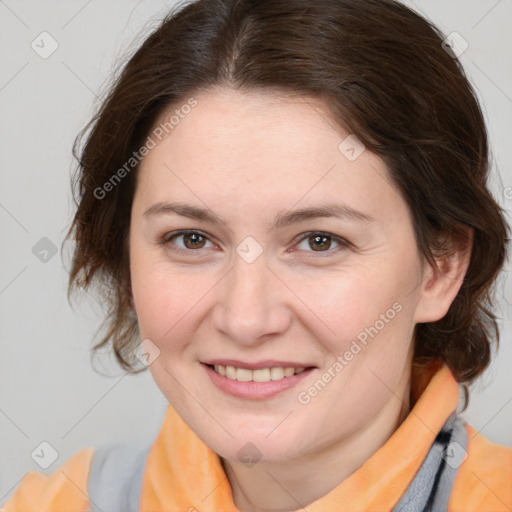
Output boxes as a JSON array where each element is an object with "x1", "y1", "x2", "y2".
[{"x1": 413, "y1": 226, "x2": 474, "y2": 324}]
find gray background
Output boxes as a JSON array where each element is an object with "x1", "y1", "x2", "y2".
[{"x1": 0, "y1": 0, "x2": 511, "y2": 504}]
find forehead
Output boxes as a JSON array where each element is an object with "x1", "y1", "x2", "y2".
[
  {"x1": 150, "y1": 87, "x2": 345, "y2": 168},
  {"x1": 135, "y1": 87, "x2": 400, "y2": 223}
]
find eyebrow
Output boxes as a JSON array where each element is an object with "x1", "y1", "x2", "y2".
[{"x1": 143, "y1": 201, "x2": 374, "y2": 230}]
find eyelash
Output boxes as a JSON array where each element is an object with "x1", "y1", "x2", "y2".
[{"x1": 158, "y1": 229, "x2": 351, "y2": 257}]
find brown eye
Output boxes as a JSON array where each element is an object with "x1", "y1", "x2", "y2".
[
  {"x1": 161, "y1": 230, "x2": 214, "y2": 252},
  {"x1": 309, "y1": 234, "x2": 332, "y2": 251},
  {"x1": 181, "y1": 232, "x2": 206, "y2": 249},
  {"x1": 294, "y1": 231, "x2": 350, "y2": 255}
]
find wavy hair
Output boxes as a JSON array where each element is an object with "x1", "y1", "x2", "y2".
[{"x1": 64, "y1": 0, "x2": 510, "y2": 405}]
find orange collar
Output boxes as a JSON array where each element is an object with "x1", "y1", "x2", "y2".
[{"x1": 141, "y1": 364, "x2": 459, "y2": 511}]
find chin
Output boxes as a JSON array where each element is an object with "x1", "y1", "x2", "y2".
[{"x1": 215, "y1": 436, "x2": 305, "y2": 466}]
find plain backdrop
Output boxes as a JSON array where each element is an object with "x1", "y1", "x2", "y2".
[{"x1": 0, "y1": 0, "x2": 511, "y2": 504}]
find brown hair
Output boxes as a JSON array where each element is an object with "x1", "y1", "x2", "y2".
[{"x1": 64, "y1": 0, "x2": 510, "y2": 402}]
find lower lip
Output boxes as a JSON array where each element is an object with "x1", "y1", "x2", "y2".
[{"x1": 202, "y1": 363, "x2": 315, "y2": 399}]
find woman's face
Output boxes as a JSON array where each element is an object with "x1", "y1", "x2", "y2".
[{"x1": 129, "y1": 87, "x2": 430, "y2": 463}]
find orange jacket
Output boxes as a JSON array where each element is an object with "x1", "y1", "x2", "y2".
[{"x1": 3, "y1": 364, "x2": 511, "y2": 511}]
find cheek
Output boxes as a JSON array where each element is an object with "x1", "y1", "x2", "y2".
[
  {"x1": 129, "y1": 249, "x2": 216, "y2": 348},
  {"x1": 292, "y1": 265, "x2": 408, "y2": 343},
  {"x1": 289, "y1": 259, "x2": 417, "y2": 396},
  {"x1": 130, "y1": 246, "x2": 176, "y2": 339},
  {"x1": 130, "y1": 236, "x2": 420, "y2": 365}
]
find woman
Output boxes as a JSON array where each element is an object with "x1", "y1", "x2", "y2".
[{"x1": 4, "y1": 0, "x2": 511, "y2": 510}]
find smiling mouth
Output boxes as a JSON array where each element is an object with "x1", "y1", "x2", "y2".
[{"x1": 206, "y1": 364, "x2": 311, "y2": 382}]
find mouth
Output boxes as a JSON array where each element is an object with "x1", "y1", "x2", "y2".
[
  {"x1": 201, "y1": 360, "x2": 317, "y2": 399},
  {"x1": 205, "y1": 363, "x2": 309, "y2": 382}
]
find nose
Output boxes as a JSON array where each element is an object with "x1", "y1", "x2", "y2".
[{"x1": 212, "y1": 250, "x2": 291, "y2": 347}]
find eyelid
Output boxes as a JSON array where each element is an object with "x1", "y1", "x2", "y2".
[
  {"x1": 160, "y1": 229, "x2": 351, "y2": 255},
  {"x1": 290, "y1": 231, "x2": 351, "y2": 254},
  {"x1": 160, "y1": 229, "x2": 218, "y2": 250}
]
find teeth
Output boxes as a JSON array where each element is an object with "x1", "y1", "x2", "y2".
[
  {"x1": 226, "y1": 365, "x2": 236, "y2": 379},
  {"x1": 270, "y1": 367, "x2": 284, "y2": 380},
  {"x1": 212, "y1": 364, "x2": 307, "y2": 382},
  {"x1": 283, "y1": 367, "x2": 295, "y2": 377},
  {"x1": 214, "y1": 364, "x2": 226, "y2": 376},
  {"x1": 253, "y1": 368, "x2": 270, "y2": 382},
  {"x1": 236, "y1": 368, "x2": 252, "y2": 381}
]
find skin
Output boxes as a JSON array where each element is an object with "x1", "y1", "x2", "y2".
[{"x1": 128, "y1": 87, "x2": 472, "y2": 512}]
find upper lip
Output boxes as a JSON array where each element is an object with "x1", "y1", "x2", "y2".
[{"x1": 202, "y1": 359, "x2": 316, "y2": 370}]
